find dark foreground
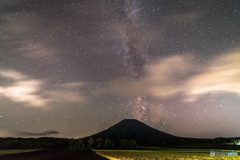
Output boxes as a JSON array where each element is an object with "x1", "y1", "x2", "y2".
[{"x1": 0, "y1": 150, "x2": 108, "y2": 160}]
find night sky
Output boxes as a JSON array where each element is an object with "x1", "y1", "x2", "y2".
[{"x1": 0, "y1": 0, "x2": 239, "y2": 139}]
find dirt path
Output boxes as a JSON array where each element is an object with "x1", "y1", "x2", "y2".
[{"x1": 0, "y1": 150, "x2": 109, "y2": 160}]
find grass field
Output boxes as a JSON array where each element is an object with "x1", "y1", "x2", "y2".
[
  {"x1": 96, "y1": 149, "x2": 240, "y2": 160},
  {"x1": 0, "y1": 149, "x2": 39, "y2": 155}
]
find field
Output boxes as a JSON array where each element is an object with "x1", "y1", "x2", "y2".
[
  {"x1": 0, "y1": 150, "x2": 39, "y2": 155},
  {"x1": 96, "y1": 149, "x2": 240, "y2": 160},
  {"x1": 0, "y1": 150, "x2": 108, "y2": 160},
  {"x1": 1, "y1": 149, "x2": 239, "y2": 160}
]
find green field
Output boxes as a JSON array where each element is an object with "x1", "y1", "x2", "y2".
[
  {"x1": 0, "y1": 149, "x2": 39, "y2": 155},
  {"x1": 96, "y1": 149, "x2": 240, "y2": 160}
]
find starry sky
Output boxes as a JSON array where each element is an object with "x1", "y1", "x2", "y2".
[{"x1": 0, "y1": 0, "x2": 239, "y2": 139}]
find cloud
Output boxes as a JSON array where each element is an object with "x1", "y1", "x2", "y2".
[
  {"x1": 44, "y1": 90, "x2": 88, "y2": 103},
  {"x1": 0, "y1": 70, "x2": 28, "y2": 80},
  {"x1": 43, "y1": 82, "x2": 90, "y2": 103},
  {"x1": 0, "y1": 70, "x2": 49, "y2": 107},
  {"x1": 98, "y1": 51, "x2": 240, "y2": 101},
  {"x1": 0, "y1": 70, "x2": 89, "y2": 107},
  {"x1": 0, "y1": 0, "x2": 22, "y2": 5},
  {"x1": 17, "y1": 131, "x2": 59, "y2": 136},
  {"x1": 1, "y1": 12, "x2": 57, "y2": 61},
  {"x1": 61, "y1": 82, "x2": 90, "y2": 88},
  {"x1": 98, "y1": 54, "x2": 195, "y2": 97},
  {"x1": 186, "y1": 52, "x2": 240, "y2": 99},
  {"x1": 15, "y1": 42, "x2": 55, "y2": 59},
  {"x1": 0, "y1": 130, "x2": 59, "y2": 137},
  {"x1": 165, "y1": 11, "x2": 203, "y2": 24}
]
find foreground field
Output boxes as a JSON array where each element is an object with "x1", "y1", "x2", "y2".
[
  {"x1": 96, "y1": 149, "x2": 240, "y2": 160},
  {"x1": 0, "y1": 150, "x2": 39, "y2": 155},
  {"x1": 0, "y1": 150, "x2": 108, "y2": 160}
]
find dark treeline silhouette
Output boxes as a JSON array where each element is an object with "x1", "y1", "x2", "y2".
[
  {"x1": 0, "y1": 137, "x2": 138, "y2": 150},
  {"x1": 1, "y1": 136, "x2": 240, "y2": 150},
  {"x1": 83, "y1": 137, "x2": 138, "y2": 149},
  {"x1": 129, "y1": 137, "x2": 240, "y2": 147}
]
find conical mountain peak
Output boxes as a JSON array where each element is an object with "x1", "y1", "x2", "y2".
[{"x1": 86, "y1": 119, "x2": 176, "y2": 139}]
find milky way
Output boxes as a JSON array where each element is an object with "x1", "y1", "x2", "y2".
[{"x1": 0, "y1": 0, "x2": 239, "y2": 138}]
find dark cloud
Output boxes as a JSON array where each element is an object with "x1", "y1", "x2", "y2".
[
  {"x1": 16, "y1": 131, "x2": 59, "y2": 137},
  {"x1": 0, "y1": 130, "x2": 59, "y2": 137}
]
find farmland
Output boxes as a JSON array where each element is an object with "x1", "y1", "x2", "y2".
[
  {"x1": 96, "y1": 149, "x2": 240, "y2": 160},
  {"x1": 0, "y1": 150, "x2": 39, "y2": 155},
  {"x1": 0, "y1": 148, "x2": 239, "y2": 160},
  {"x1": 0, "y1": 150, "x2": 108, "y2": 160}
]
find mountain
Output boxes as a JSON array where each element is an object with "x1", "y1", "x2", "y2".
[{"x1": 85, "y1": 119, "x2": 176, "y2": 139}]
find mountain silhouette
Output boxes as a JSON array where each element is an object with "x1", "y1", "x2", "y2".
[{"x1": 86, "y1": 119, "x2": 176, "y2": 139}]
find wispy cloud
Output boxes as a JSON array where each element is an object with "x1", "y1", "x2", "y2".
[
  {"x1": 15, "y1": 42, "x2": 56, "y2": 59},
  {"x1": 98, "y1": 51, "x2": 240, "y2": 101},
  {"x1": 0, "y1": 70, "x2": 89, "y2": 107},
  {"x1": 0, "y1": 70, "x2": 49, "y2": 107},
  {"x1": 44, "y1": 90, "x2": 88, "y2": 103},
  {"x1": 186, "y1": 52, "x2": 240, "y2": 98},
  {"x1": 165, "y1": 11, "x2": 203, "y2": 24}
]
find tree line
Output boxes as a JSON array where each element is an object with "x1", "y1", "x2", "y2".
[
  {"x1": 0, "y1": 137, "x2": 138, "y2": 150},
  {"x1": 0, "y1": 136, "x2": 239, "y2": 150}
]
